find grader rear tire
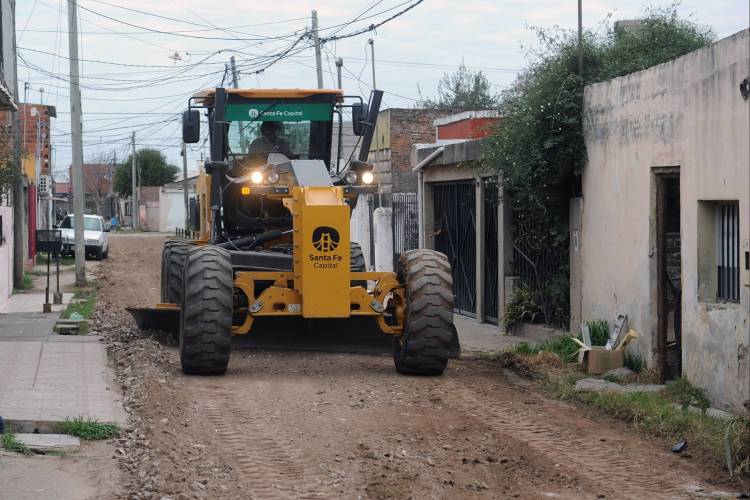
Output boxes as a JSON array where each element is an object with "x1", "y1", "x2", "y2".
[
  {"x1": 160, "y1": 241, "x2": 178, "y2": 302},
  {"x1": 392, "y1": 249, "x2": 454, "y2": 375},
  {"x1": 179, "y1": 246, "x2": 233, "y2": 375},
  {"x1": 166, "y1": 242, "x2": 191, "y2": 304}
]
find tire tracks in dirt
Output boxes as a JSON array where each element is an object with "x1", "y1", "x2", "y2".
[
  {"x1": 197, "y1": 397, "x2": 332, "y2": 499},
  {"x1": 440, "y1": 379, "x2": 715, "y2": 499}
]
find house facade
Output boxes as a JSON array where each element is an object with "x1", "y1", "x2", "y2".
[
  {"x1": 580, "y1": 29, "x2": 750, "y2": 410},
  {"x1": 0, "y1": 0, "x2": 18, "y2": 305}
]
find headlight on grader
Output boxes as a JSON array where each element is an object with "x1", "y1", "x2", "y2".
[
  {"x1": 250, "y1": 171, "x2": 264, "y2": 185},
  {"x1": 266, "y1": 170, "x2": 280, "y2": 184},
  {"x1": 344, "y1": 171, "x2": 358, "y2": 185},
  {"x1": 361, "y1": 171, "x2": 374, "y2": 185}
]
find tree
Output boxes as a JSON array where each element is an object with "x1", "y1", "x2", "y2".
[
  {"x1": 113, "y1": 148, "x2": 179, "y2": 196},
  {"x1": 417, "y1": 63, "x2": 499, "y2": 110},
  {"x1": 0, "y1": 125, "x2": 15, "y2": 205},
  {"x1": 84, "y1": 152, "x2": 115, "y2": 215},
  {"x1": 481, "y1": 5, "x2": 713, "y2": 326}
]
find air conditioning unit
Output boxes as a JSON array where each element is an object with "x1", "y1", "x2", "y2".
[{"x1": 38, "y1": 174, "x2": 51, "y2": 195}]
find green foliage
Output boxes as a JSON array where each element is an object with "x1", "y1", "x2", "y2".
[
  {"x1": 2, "y1": 428, "x2": 30, "y2": 454},
  {"x1": 511, "y1": 335, "x2": 580, "y2": 363},
  {"x1": 14, "y1": 273, "x2": 34, "y2": 292},
  {"x1": 482, "y1": 6, "x2": 714, "y2": 324},
  {"x1": 0, "y1": 126, "x2": 16, "y2": 204},
  {"x1": 62, "y1": 287, "x2": 97, "y2": 333},
  {"x1": 586, "y1": 319, "x2": 609, "y2": 346},
  {"x1": 113, "y1": 148, "x2": 179, "y2": 196},
  {"x1": 417, "y1": 63, "x2": 499, "y2": 110},
  {"x1": 666, "y1": 378, "x2": 711, "y2": 410},
  {"x1": 503, "y1": 283, "x2": 541, "y2": 331},
  {"x1": 60, "y1": 417, "x2": 119, "y2": 440},
  {"x1": 624, "y1": 352, "x2": 645, "y2": 373}
]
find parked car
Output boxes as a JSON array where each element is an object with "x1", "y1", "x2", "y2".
[{"x1": 57, "y1": 214, "x2": 110, "y2": 260}]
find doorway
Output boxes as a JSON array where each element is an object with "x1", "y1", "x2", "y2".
[{"x1": 656, "y1": 172, "x2": 682, "y2": 381}]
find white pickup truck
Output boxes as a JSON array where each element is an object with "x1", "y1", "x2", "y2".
[{"x1": 57, "y1": 214, "x2": 110, "y2": 260}]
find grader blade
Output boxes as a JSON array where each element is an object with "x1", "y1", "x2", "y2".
[{"x1": 127, "y1": 305, "x2": 180, "y2": 335}]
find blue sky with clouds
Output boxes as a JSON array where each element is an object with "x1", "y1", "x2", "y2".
[{"x1": 14, "y1": 0, "x2": 749, "y2": 178}]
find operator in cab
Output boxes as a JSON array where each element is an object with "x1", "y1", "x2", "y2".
[{"x1": 248, "y1": 121, "x2": 293, "y2": 157}]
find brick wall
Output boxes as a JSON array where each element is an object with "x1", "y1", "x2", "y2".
[{"x1": 370, "y1": 108, "x2": 445, "y2": 194}]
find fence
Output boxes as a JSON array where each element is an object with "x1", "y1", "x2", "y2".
[
  {"x1": 511, "y1": 207, "x2": 569, "y2": 328},
  {"x1": 361, "y1": 192, "x2": 419, "y2": 271}
]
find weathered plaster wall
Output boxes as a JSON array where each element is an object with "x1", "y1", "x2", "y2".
[{"x1": 581, "y1": 29, "x2": 750, "y2": 411}]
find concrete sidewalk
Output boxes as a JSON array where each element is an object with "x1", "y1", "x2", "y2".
[
  {"x1": 0, "y1": 292, "x2": 73, "y2": 314},
  {"x1": 0, "y1": 288, "x2": 126, "y2": 432},
  {"x1": 455, "y1": 315, "x2": 565, "y2": 354}
]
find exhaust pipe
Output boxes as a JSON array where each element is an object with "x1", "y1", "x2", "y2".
[{"x1": 357, "y1": 90, "x2": 383, "y2": 163}]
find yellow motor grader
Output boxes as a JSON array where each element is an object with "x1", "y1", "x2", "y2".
[{"x1": 130, "y1": 87, "x2": 455, "y2": 375}]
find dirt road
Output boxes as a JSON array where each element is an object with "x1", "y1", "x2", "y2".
[{"x1": 97, "y1": 234, "x2": 737, "y2": 499}]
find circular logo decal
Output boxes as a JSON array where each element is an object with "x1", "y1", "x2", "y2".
[
  {"x1": 312, "y1": 226, "x2": 340, "y2": 253},
  {"x1": 248, "y1": 108, "x2": 259, "y2": 119}
]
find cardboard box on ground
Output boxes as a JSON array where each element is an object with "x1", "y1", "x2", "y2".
[{"x1": 574, "y1": 314, "x2": 638, "y2": 375}]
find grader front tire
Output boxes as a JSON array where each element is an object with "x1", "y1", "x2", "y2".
[
  {"x1": 392, "y1": 249, "x2": 454, "y2": 375},
  {"x1": 179, "y1": 246, "x2": 233, "y2": 375}
]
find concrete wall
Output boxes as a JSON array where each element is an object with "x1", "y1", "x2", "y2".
[
  {"x1": 0, "y1": 0, "x2": 18, "y2": 101},
  {"x1": 581, "y1": 29, "x2": 750, "y2": 410}
]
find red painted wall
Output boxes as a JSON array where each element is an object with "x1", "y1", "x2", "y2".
[
  {"x1": 436, "y1": 117, "x2": 499, "y2": 140},
  {"x1": 28, "y1": 184, "x2": 36, "y2": 260}
]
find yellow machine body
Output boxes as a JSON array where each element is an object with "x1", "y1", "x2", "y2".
[{"x1": 293, "y1": 187, "x2": 351, "y2": 318}]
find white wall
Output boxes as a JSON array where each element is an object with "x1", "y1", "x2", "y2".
[
  {"x1": 581, "y1": 29, "x2": 750, "y2": 410},
  {"x1": 0, "y1": 204, "x2": 14, "y2": 304},
  {"x1": 159, "y1": 188, "x2": 193, "y2": 233},
  {"x1": 350, "y1": 195, "x2": 373, "y2": 269}
]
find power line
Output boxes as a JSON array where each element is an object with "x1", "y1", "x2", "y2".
[
  {"x1": 69, "y1": 0, "x2": 304, "y2": 42},
  {"x1": 322, "y1": 0, "x2": 425, "y2": 43}
]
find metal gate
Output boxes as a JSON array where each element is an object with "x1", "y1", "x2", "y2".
[
  {"x1": 364, "y1": 193, "x2": 419, "y2": 269},
  {"x1": 483, "y1": 179, "x2": 499, "y2": 324},
  {"x1": 433, "y1": 182, "x2": 476, "y2": 316},
  {"x1": 392, "y1": 193, "x2": 418, "y2": 269}
]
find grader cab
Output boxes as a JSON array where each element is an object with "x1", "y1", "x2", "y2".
[{"x1": 131, "y1": 87, "x2": 456, "y2": 376}]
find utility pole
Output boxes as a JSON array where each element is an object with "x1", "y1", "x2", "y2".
[
  {"x1": 12, "y1": 105, "x2": 24, "y2": 288},
  {"x1": 577, "y1": 0, "x2": 583, "y2": 78},
  {"x1": 229, "y1": 56, "x2": 239, "y2": 89},
  {"x1": 228, "y1": 56, "x2": 246, "y2": 151},
  {"x1": 181, "y1": 143, "x2": 189, "y2": 233},
  {"x1": 311, "y1": 10, "x2": 324, "y2": 89},
  {"x1": 335, "y1": 57, "x2": 343, "y2": 89},
  {"x1": 67, "y1": 0, "x2": 86, "y2": 286},
  {"x1": 368, "y1": 39, "x2": 376, "y2": 89},
  {"x1": 131, "y1": 131, "x2": 138, "y2": 230}
]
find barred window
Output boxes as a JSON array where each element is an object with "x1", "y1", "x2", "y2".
[{"x1": 717, "y1": 203, "x2": 740, "y2": 302}]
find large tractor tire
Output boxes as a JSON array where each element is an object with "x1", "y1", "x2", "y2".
[
  {"x1": 350, "y1": 242, "x2": 366, "y2": 288},
  {"x1": 160, "y1": 241, "x2": 178, "y2": 302},
  {"x1": 179, "y1": 246, "x2": 233, "y2": 375},
  {"x1": 165, "y1": 241, "x2": 191, "y2": 304},
  {"x1": 392, "y1": 249, "x2": 454, "y2": 375}
]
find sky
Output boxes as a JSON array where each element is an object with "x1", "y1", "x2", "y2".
[{"x1": 14, "y1": 0, "x2": 750, "y2": 181}]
